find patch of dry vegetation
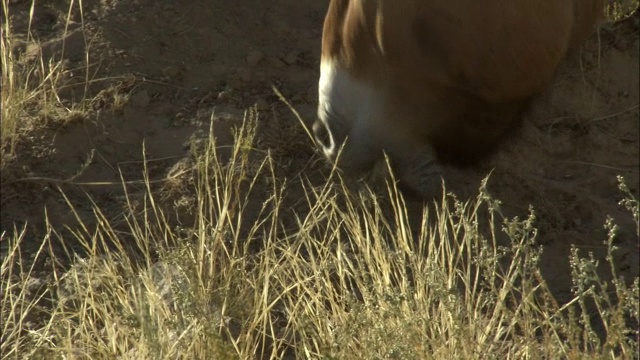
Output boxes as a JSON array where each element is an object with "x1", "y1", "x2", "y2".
[
  {"x1": 2, "y1": 1, "x2": 82, "y2": 167},
  {"x1": 0, "y1": 0, "x2": 129, "y2": 170},
  {"x1": 2, "y1": 1, "x2": 639, "y2": 359},
  {"x1": 2, "y1": 114, "x2": 638, "y2": 359},
  {"x1": 607, "y1": 0, "x2": 640, "y2": 20}
]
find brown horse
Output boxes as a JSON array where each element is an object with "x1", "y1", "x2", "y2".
[{"x1": 313, "y1": 0, "x2": 605, "y2": 197}]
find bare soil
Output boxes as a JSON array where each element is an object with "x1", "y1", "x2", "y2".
[{"x1": 2, "y1": 0, "x2": 638, "y2": 308}]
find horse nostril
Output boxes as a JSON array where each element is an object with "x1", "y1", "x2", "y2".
[{"x1": 313, "y1": 120, "x2": 332, "y2": 150}]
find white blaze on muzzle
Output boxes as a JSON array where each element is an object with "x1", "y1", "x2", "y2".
[{"x1": 316, "y1": 59, "x2": 382, "y2": 169}]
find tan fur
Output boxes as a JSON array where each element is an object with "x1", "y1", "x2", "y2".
[{"x1": 320, "y1": 0, "x2": 604, "y2": 165}]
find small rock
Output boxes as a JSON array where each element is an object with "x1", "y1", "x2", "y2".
[{"x1": 246, "y1": 50, "x2": 264, "y2": 67}]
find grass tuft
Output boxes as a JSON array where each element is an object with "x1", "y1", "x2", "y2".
[
  {"x1": 2, "y1": 113, "x2": 637, "y2": 359},
  {"x1": 1, "y1": 0, "x2": 119, "y2": 169}
]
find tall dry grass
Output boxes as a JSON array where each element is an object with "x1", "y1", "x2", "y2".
[
  {"x1": 1, "y1": 0, "x2": 95, "y2": 169},
  {"x1": 2, "y1": 1, "x2": 639, "y2": 359},
  {"x1": 2, "y1": 113, "x2": 637, "y2": 359}
]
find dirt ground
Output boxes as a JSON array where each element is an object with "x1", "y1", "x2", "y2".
[{"x1": 2, "y1": 0, "x2": 638, "y2": 309}]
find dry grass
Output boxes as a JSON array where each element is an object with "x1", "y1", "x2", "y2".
[
  {"x1": 1, "y1": 0, "x2": 111, "y2": 169},
  {"x1": 2, "y1": 1, "x2": 639, "y2": 359},
  {"x1": 2, "y1": 114, "x2": 638, "y2": 359},
  {"x1": 2, "y1": 1, "x2": 68, "y2": 166},
  {"x1": 606, "y1": 0, "x2": 639, "y2": 20}
]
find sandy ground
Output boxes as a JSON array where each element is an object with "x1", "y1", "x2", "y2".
[{"x1": 2, "y1": 1, "x2": 638, "y2": 308}]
